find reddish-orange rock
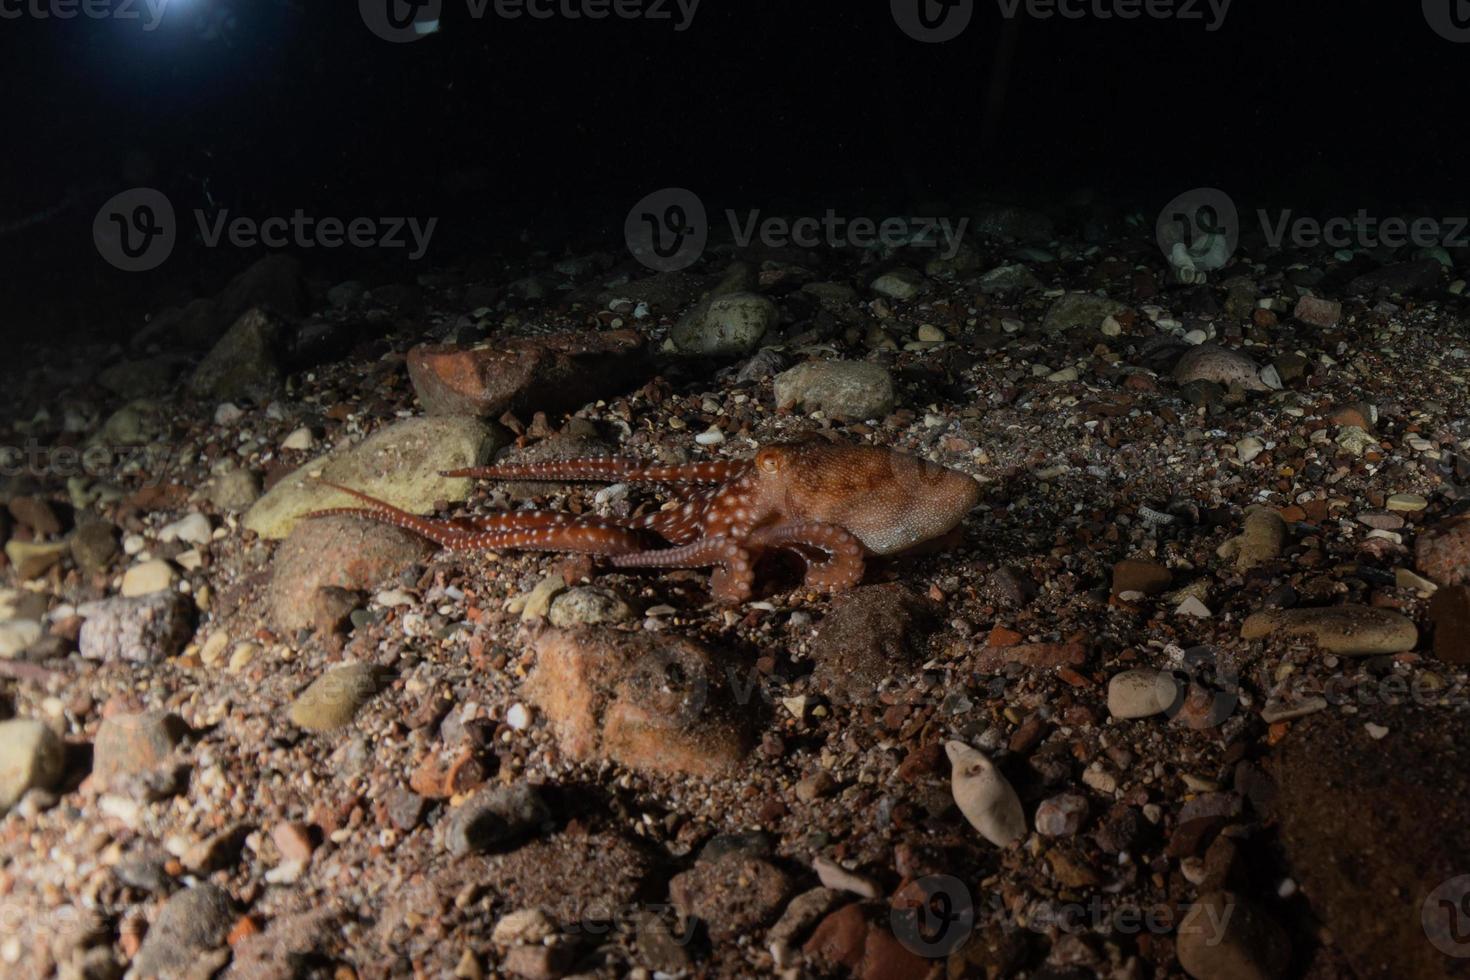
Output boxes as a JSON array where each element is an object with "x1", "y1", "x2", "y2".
[
  {"x1": 406, "y1": 329, "x2": 648, "y2": 418},
  {"x1": 526, "y1": 628, "x2": 752, "y2": 776}
]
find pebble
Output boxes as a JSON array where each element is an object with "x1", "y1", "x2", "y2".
[
  {"x1": 0, "y1": 719, "x2": 65, "y2": 812},
  {"x1": 214, "y1": 402, "x2": 245, "y2": 425},
  {"x1": 1235, "y1": 436, "x2": 1265, "y2": 463},
  {"x1": 120, "y1": 559, "x2": 178, "y2": 597},
  {"x1": 1176, "y1": 596, "x2": 1213, "y2": 618},
  {"x1": 206, "y1": 466, "x2": 262, "y2": 511},
  {"x1": 518, "y1": 574, "x2": 567, "y2": 622},
  {"x1": 1293, "y1": 294, "x2": 1342, "y2": 327},
  {"x1": 1107, "y1": 669, "x2": 1179, "y2": 719},
  {"x1": 0, "y1": 618, "x2": 42, "y2": 659},
  {"x1": 1218, "y1": 507, "x2": 1285, "y2": 571},
  {"x1": 1387, "y1": 493, "x2": 1427, "y2": 513},
  {"x1": 289, "y1": 662, "x2": 387, "y2": 731},
  {"x1": 547, "y1": 585, "x2": 634, "y2": 628},
  {"x1": 812, "y1": 855, "x2": 879, "y2": 899},
  {"x1": 946, "y1": 740, "x2": 1025, "y2": 847},
  {"x1": 1042, "y1": 291, "x2": 1125, "y2": 333},
  {"x1": 772, "y1": 360, "x2": 895, "y2": 420},
  {"x1": 265, "y1": 513, "x2": 432, "y2": 631},
  {"x1": 1035, "y1": 792, "x2": 1089, "y2": 837},
  {"x1": 131, "y1": 884, "x2": 237, "y2": 979},
  {"x1": 70, "y1": 521, "x2": 119, "y2": 572},
  {"x1": 281, "y1": 426, "x2": 315, "y2": 451},
  {"x1": 492, "y1": 908, "x2": 557, "y2": 946},
  {"x1": 442, "y1": 783, "x2": 549, "y2": 856},
  {"x1": 1241, "y1": 605, "x2": 1418, "y2": 655},
  {"x1": 160, "y1": 513, "x2": 212, "y2": 546},
  {"x1": 869, "y1": 267, "x2": 925, "y2": 301},
  {"x1": 78, "y1": 592, "x2": 195, "y2": 663},
  {"x1": 4, "y1": 540, "x2": 68, "y2": 580}
]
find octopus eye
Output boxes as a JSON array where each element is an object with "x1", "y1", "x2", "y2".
[{"x1": 757, "y1": 449, "x2": 781, "y2": 474}]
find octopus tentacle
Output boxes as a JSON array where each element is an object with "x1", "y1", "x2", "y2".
[
  {"x1": 443, "y1": 458, "x2": 746, "y2": 485},
  {"x1": 746, "y1": 521, "x2": 867, "y2": 592},
  {"x1": 309, "y1": 483, "x2": 655, "y2": 555},
  {"x1": 609, "y1": 535, "x2": 756, "y2": 603}
]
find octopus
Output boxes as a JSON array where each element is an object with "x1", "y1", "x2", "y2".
[{"x1": 308, "y1": 440, "x2": 982, "y2": 603}]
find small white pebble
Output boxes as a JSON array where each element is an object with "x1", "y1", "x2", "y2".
[{"x1": 506, "y1": 703, "x2": 532, "y2": 730}]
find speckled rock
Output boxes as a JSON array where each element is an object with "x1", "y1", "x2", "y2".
[
  {"x1": 1218, "y1": 507, "x2": 1286, "y2": 571},
  {"x1": 131, "y1": 884, "x2": 237, "y2": 979},
  {"x1": 289, "y1": 662, "x2": 389, "y2": 731},
  {"x1": 205, "y1": 466, "x2": 262, "y2": 512},
  {"x1": 243, "y1": 415, "x2": 506, "y2": 540},
  {"x1": 78, "y1": 592, "x2": 195, "y2": 664},
  {"x1": 671, "y1": 292, "x2": 779, "y2": 355},
  {"x1": 1108, "y1": 668, "x2": 1180, "y2": 719},
  {"x1": 1241, "y1": 605, "x2": 1418, "y2": 655},
  {"x1": 266, "y1": 515, "x2": 432, "y2": 631},
  {"x1": 546, "y1": 586, "x2": 635, "y2": 628},
  {"x1": 1173, "y1": 344, "x2": 1269, "y2": 391},
  {"x1": 1042, "y1": 291, "x2": 1125, "y2": 333},
  {"x1": 773, "y1": 360, "x2": 895, "y2": 420},
  {"x1": 0, "y1": 719, "x2": 64, "y2": 812}
]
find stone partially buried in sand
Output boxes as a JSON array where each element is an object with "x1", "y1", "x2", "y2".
[
  {"x1": 1240, "y1": 605, "x2": 1418, "y2": 655},
  {"x1": 289, "y1": 662, "x2": 389, "y2": 732},
  {"x1": 243, "y1": 415, "x2": 506, "y2": 540},
  {"x1": 0, "y1": 719, "x2": 65, "y2": 812},
  {"x1": 773, "y1": 360, "x2": 895, "y2": 421},
  {"x1": 526, "y1": 628, "x2": 751, "y2": 776},
  {"x1": 266, "y1": 515, "x2": 432, "y2": 632}
]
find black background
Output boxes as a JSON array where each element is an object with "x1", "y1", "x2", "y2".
[{"x1": 1, "y1": 0, "x2": 1466, "y2": 338}]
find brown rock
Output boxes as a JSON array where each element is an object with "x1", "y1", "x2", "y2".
[
  {"x1": 8, "y1": 496, "x2": 62, "y2": 536},
  {"x1": 1111, "y1": 558, "x2": 1172, "y2": 596},
  {"x1": 976, "y1": 641, "x2": 1087, "y2": 672},
  {"x1": 1428, "y1": 585, "x2": 1470, "y2": 665},
  {"x1": 1416, "y1": 515, "x2": 1470, "y2": 587},
  {"x1": 406, "y1": 329, "x2": 648, "y2": 418},
  {"x1": 803, "y1": 903, "x2": 936, "y2": 980},
  {"x1": 1293, "y1": 295, "x2": 1342, "y2": 328},
  {"x1": 809, "y1": 584, "x2": 938, "y2": 700},
  {"x1": 526, "y1": 628, "x2": 752, "y2": 776},
  {"x1": 266, "y1": 515, "x2": 432, "y2": 631},
  {"x1": 1177, "y1": 891, "x2": 1289, "y2": 980},
  {"x1": 669, "y1": 852, "x2": 793, "y2": 940},
  {"x1": 92, "y1": 711, "x2": 186, "y2": 787}
]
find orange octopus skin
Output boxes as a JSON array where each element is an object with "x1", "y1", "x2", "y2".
[{"x1": 306, "y1": 440, "x2": 982, "y2": 603}]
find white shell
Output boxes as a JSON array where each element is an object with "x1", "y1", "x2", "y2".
[{"x1": 946, "y1": 740, "x2": 1025, "y2": 847}]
